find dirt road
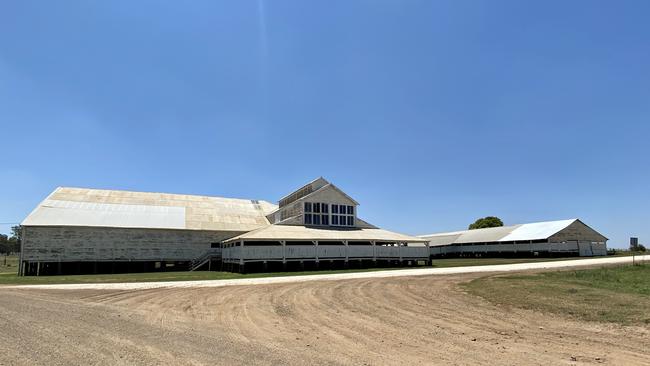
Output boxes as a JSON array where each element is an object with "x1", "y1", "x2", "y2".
[{"x1": 1, "y1": 274, "x2": 648, "y2": 365}]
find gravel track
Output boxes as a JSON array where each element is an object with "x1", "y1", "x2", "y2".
[{"x1": 1, "y1": 271, "x2": 649, "y2": 365}]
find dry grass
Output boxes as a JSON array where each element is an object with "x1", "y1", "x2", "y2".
[{"x1": 0, "y1": 254, "x2": 18, "y2": 273}]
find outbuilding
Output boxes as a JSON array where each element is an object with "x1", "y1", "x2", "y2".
[{"x1": 420, "y1": 219, "x2": 607, "y2": 258}]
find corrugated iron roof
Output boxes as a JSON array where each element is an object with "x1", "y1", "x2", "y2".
[
  {"x1": 278, "y1": 177, "x2": 360, "y2": 207},
  {"x1": 223, "y1": 224, "x2": 429, "y2": 243},
  {"x1": 278, "y1": 177, "x2": 329, "y2": 203},
  {"x1": 500, "y1": 219, "x2": 576, "y2": 241},
  {"x1": 419, "y1": 219, "x2": 578, "y2": 246},
  {"x1": 22, "y1": 187, "x2": 278, "y2": 231}
]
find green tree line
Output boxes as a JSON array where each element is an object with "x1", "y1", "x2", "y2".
[{"x1": 0, "y1": 226, "x2": 21, "y2": 254}]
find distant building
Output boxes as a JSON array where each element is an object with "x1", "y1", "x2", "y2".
[
  {"x1": 420, "y1": 219, "x2": 608, "y2": 257},
  {"x1": 20, "y1": 178, "x2": 428, "y2": 276}
]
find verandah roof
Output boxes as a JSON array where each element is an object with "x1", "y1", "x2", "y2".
[{"x1": 223, "y1": 224, "x2": 428, "y2": 244}]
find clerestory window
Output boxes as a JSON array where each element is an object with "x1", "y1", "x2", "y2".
[{"x1": 304, "y1": 202, "x2": 354, "y2": 227}]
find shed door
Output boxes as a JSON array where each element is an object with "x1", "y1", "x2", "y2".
[{"x1": 578, "y1": 241, "x2": 593, "y2": 256}]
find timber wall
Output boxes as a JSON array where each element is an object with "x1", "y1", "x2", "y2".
[{"x1": 21, "y1": 226, "x2": 242, "y2": 263}]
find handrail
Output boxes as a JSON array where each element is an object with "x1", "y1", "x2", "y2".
[{"x1": 189, "y1": 248, "x2": 222, "y2": 271}]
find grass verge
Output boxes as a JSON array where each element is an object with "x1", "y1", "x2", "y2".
[
  {"x1": 463, "y1": 264, "x2": 650, "y2": 326},
  {"x1": 0, "y1": 266, "x2": 415, "y2": 286},
  {"x1": 431, "y1": 256, "x2": 587, "y2": 268},
  {"x1": 0, "y1": 255, "x2": 632, "y2": 286}
]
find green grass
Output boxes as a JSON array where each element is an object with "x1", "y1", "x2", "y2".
[
  {"x1": 0, "y1": 254, "x2": 635, "y2": 286},
  {"x1": 430, "y1": 256, "x2": 587, "y2": 268},
  {"x1": 0, "y1": 266, "x2": 414, "y2": 286},
  {"x1": 463, "y1": 264, "x2": 650, "y2": 325}
]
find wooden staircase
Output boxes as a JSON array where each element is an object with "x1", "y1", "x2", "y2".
[{"x1": 189, "y1": 249, "x2": 222, "y2": 271}]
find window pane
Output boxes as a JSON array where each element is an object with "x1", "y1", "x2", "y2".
[
  {"x1": 322, "y1": 203, "x2": 329, "y2": 213},
  {"x1": 332, "y1": 215, "x2": 339, "y2": 225},
  {"x1": 305, "y1": 202, "x2": 312, "y2": 212},
  {"x1": 305, "y1": 214, "x2": 312, "y2": 224},
  {"x1": 347, "y1": 206, "x2": 354, "y2": 215},
  {"x1": 322, "y1": 215, "x2": 329, "y2": 225},
  {"x1": 314, "y1": 215, "x2": 321, "y2": 225},
  {"x1": 340, "y1": 204, "x2": 346, "y2": 214},
  {"x1": 314, "y1": 203, "x2": 321, "y2": 213},
  {"x1": 347, "y1": 216, "x2": 354, "y2": 226},
  {"x1": 332, "y1": 204, "x2": 338, "y2": 214}
]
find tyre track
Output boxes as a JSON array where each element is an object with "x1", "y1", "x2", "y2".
[{"x1": 1, "y1": 274, "x2": 648, "y2": 365}]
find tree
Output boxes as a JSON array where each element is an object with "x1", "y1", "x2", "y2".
[
  {"x1": 7, "y1": 237, "x2": 19, "y2": 253},
  {"x1": 0, "y1": 234, "x2": 8, "y2": 254},
  {"x1": 7, "y1": 226, "x2": 22, "y2": 254},
  {"x1": 468, "y1": 216, "x2": 504, "y2": 230},
  {"x1": 10, "y1": 225, "x2": 22, "y2": 244}
]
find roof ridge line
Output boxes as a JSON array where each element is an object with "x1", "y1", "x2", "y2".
[
  {"x1": 298, "y1": 183, "x2": 360, "y2": 206},
  {"x1": 53, "y1": 186, "x2": 273, "y2": 204},
  {"x1": 277, "y1": 177, "x2": 329, "y2": 203}
]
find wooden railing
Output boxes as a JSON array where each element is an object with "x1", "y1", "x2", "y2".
[{"x1": 189, "y1": 248, "x2": 222, "y2": 271}]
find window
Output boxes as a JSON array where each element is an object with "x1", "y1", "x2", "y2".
[
  {"x1": 304, "y1": 202, "x2": 328, "y2": 225},
  {"x1": 303, "y1": 202, "x2": 354, "y2": 227},
  {"x1": 329, "y1": 204, "x2": 355, "y2": 227}
]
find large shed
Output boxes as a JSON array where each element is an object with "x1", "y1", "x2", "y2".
[
  {"x1": 19, "y1": 178, "x2": 429, "y2": 275},
  {"x1": 420, "y1": 219, "x2": 608, "y2": 257},
  {"x1": 20, "y1": 187, "x2": 276, "y2": 275}
]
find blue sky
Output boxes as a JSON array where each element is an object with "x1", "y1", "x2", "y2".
[{"x1": 1, "y1": 1, "x2": 648, "y2": 248}]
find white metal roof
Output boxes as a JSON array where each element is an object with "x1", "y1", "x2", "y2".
[
  {"x1": 419, "y1": 219, "x2": 579, "y2": 246},
  {"x1": 500, "y1": 219, "x2": 576, "y2": 241},
  {"x1": 224, "y1": 224, "x2": 429, "y2": 243},
  {"x1": 22, "y1": 199, "x2": 186, "y2": 229},
  {"x1": 22, "y1": 187, "x2": 278, "y2": 232}
]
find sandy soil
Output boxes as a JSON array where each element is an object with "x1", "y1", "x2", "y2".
[{"x1": 1, "y1": 274, "x2": 648, "y2": 366}]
